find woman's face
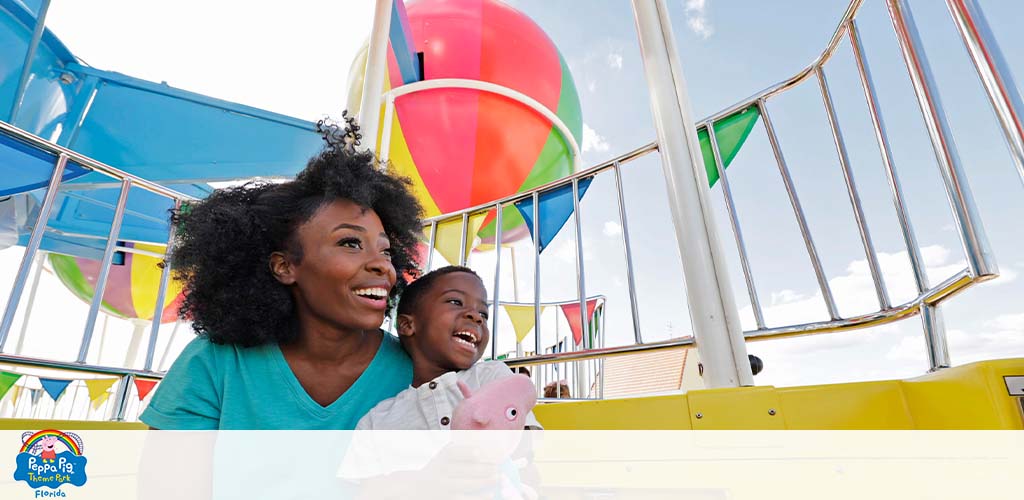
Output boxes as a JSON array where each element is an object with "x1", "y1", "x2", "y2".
[{"x1": 276, "y1": 199, "x2": 397, "y2": 334}]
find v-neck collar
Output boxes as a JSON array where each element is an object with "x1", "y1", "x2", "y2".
[{"x1": 270, "y1": 331, "x2": 387, "y2": 419}]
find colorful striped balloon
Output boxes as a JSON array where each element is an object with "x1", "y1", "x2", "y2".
[
  {"x1": 347, "y1": 0, "x2": 583, "y2": 253},
  {"x1": 48, "y1": 243, "x2": 184, "y2": 323}
]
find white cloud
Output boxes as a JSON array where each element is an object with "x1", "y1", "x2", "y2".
[
  {"x1": 607, "y1": 52, "x2": 623, "y2": 70},
  {"x1": 769, "y1": 289, "x2": 805, "y2": 306},
  {"x1": 603, "y1": 221, "x2": 622, "y2": 237},
  {"x1": 683, "y1": 0, "x2": 713, "y2": 40},
  {"x1": 582, "y1": 124, "x2": 610, "y2": 154}
]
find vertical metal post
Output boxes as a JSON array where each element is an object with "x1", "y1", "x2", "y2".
[
  {"x1": 156, "y1": 320, "x2": 183, "y2": 371},
  {"x1": 571, "y1": 177, "x2": 589, "y2": 349},
  {"x1": 920, "y1": 303, "x2": 949, "y2": 370},
  {"x1": 849, "y1": 19, "x2": 929, "y2": 294},
  {"x1": 425, "y1": 221, "x2": 437, "y2": 272},
  {"x1": 8, "y1": 0, "x2": 53, "y2": 123},
  {"x1": 886, "y1": 0, "x2": 998, "y2": 281},
  {"x1": 532, "y1": 191, "x2": 542, "y2": 356},
  {"x1": 0, "y1": 153, "x2": 68, "y2": 351},
  {"x1": 760, "y1": 99, "x2": 841, "y2": 320},
  {"x1": 815, "y1": 66, "x2": 890, "y2": 310},
  {"x1": 78, "y1": 178, "x2": 133, "y2": 363},
  {"x1": 144, "y1": 202, "x2": 180, "y2": 371},
  {"x1": 491, "y1": 203, "x2": 503, "y2": 360},
  {"x1": 357, "y1": 0, "x2": 394, "y2": 153},
  {"x1": 630, "y1": 0, "x2": 751, "y2": 387},
  {"x1": 945, "y1": 0, "x2": 1024, "y2": 186},
  {"x1": 613, "y1": 162, "x2": 643, "y2": 344},
  {"x1": 708, "y1": 123, "x2": 766, "y2": 329},
  {"x1": 378, "y1": 96, "x2": 396, "y2": 164},
  {"x1": 458, "y1": 212, "x2": 469, "y2": 267},
  {"x1": 109, "y1": 375, "x2": 134, "y2": 422},
  {"x1": 13, "y1": 252, "x2": 46, "y2": 355}
]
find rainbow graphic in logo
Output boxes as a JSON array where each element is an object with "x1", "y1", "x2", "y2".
[{"x1": 14, "y1": 429, "x2": 88, "y2": 490}]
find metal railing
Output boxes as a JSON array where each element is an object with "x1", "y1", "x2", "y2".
[
  {"x1": 421, "y1": 0, "x2": 1021, "y2": 380},
  {"x1": 0, "y1": 120, "x2": 192, "y2": 420}
]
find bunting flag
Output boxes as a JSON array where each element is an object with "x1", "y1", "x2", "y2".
[
  {"x1": 10, "y1": 385, "x2": 22, "y2": 407},
  {"x1": 0, "y1": 371, "x2": 21, "y2": 401},
  {"x1": 698, "y1": 105, "x2": 761, "y2": 189},
  {"x1": 560, "y1": 299, "x2": 599, "y2": 346},
  {"x1": 134, "y1": 378, "x2": 158, "y2": 401},
  {"x1": 39, "y1": 378, "x2": 72, "y2": 402},
  {"x1": 85, "y1": 378, "x2": 118, "y2": 408},
  {"x1": 434, "y1": 212, "x2": 486, "y2": 265},
  {"x1": 504, "y1": 305, "x2": 546, "y2": 343},
  {"x1": 514, "y1": 177, "x2": 592, "y2": 253},
  {"x1": 29, "y1": 388, "x2": 42, "y2": 405}
]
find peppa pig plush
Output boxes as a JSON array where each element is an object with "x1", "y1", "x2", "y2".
[{"x1": 451, "y1": 374, "x2": 537, "y2": 430}]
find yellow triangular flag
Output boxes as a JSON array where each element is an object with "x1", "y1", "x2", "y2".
[
  {"x1": 434, "y1": 212, "x2": 486, "y2": 266},
  {"x1": 91, "y1": 393, "x2": 110, "y2": 411},
  {"x1": 505, "y1": 305, "x2": 546, "y2": 343},
  {"x1": 9, "y1": 385, "x2": 21, "y2": 406},
  {"x1": 85, "y1": 378, "x2": 117, "y2": 406}
]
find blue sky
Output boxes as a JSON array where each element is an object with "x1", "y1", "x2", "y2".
[{"x1": 2, "y1": 0, "x2": 1023, "y2": 394}]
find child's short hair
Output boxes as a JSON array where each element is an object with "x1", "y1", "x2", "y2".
[
  {"x1": 396, "y1": 265, "x2": 482, "y2": 317},
  {"x1": 544, "y1": 381, "x2": 571, "y2": 399}
]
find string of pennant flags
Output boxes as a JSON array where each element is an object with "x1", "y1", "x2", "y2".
[
  {"x1": 503, "y1": 297, "x2": 602, "y2": 346},
  {"x1": 0, "y1": 370, "x2": 158, "y2": 410}
]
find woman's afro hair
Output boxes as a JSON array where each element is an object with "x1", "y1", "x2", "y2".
[{"x1": 170, "y1": 138, "x2": 423, "y2": 347}]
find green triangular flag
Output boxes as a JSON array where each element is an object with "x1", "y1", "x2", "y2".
[
  {"x1": 698, "y1": 105, "x2": 761, "y2": 188},
  {"x1": 0, "y1": 371, "x2": 22, "y2": 401}
]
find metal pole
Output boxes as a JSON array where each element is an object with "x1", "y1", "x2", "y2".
[
  {"x1": 532, "y1": 191, "x2": 542, "y2": 356},
  {"x1": 109, "y1": 375, "x2": 133, "y2": 421},
  {"x1": 458, "y1": 212, "x2": 469, "y2": 266},
  {"x1": 8, "y1": 0, "x2": 53, "y2": 123},
  {"x1": 708, "y1": 123, "x2": 766, "y2": 329},
  {"x1": 144, "y1": 201, "x2": 180, "y2": 371},
  {"x1": 13, "y1": 252, "x2": 46, "y2": 355},
  {"x1": 0, "y1": 153, "x2": 68, "y2": 351},
  {"x1": 886, "y1": 0, "x2": 998, "y2": 280},
  {"x1": 815, "y1": 66, "x2": 890, "y2": 310},
  {"x1": 571, "y1": 177, "x2": 589, "y2": 350},
  {"x1": 630, "y1": 0, "x2": 752, "y2": 387},
  {"x1": 425, "y1": 221, "x2": 437, "y2": 272},
  {"x1": 849, "y1": 19, "x2": 929, "y2": 294},
  {"x1": 613, "y1": 162, "x2": 644, "y2": 344},
  {"x1": 357, "y1": 0, "x2": 394, "y2": 154},
  {"x1": 378, "y1": 96, "x2": 396, "y2": 164},
  {"x1": 156, "y1": 321, "x2": 182, "y2": 371},
  {"x1": 78, "y1": 178, "x2": 133, "y2": 363},
  {"x1": 760, "y1": 99, "x2": 841, "y2": 320},
  {"x1": 920, "y1": 303, "x2": 950, "y2": 370},
  {"x1": 491, "y1": 203, "x2": 503, "y2": 360},
  {"x1": 945, "y1": 0, "x2": 1024, "y2": 186}
]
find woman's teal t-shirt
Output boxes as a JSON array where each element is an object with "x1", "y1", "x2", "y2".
[{"x1": 140, "y1": 332, "x2": 412, "y2": 430}]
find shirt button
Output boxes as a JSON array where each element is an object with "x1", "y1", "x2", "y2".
[
  {"x1": 428, "y1": 381, "x2": 438, "y2": 389},
  {"x1": 440, "y1": 416, "x2": 450, "y2": 426}
]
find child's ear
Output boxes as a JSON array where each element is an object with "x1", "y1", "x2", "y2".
[
  {"x1": 269, "y1": 252, "x2": 296, "y2": 285},
  {"x1": 396, "y1": 314, "x2": 415, "y2": 338}
]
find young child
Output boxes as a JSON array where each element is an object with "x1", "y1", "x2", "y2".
[{"x1": 356, "y1": 266, "x2": 541, "y2": 430}]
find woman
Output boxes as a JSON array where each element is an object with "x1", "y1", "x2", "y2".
[{"x1": 141, "y1": 126, "x2": 423, "y2": 430}]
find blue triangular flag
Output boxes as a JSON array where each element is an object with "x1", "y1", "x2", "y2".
[
  {"x1": 515, "y1": 177, "x2": 593, "y2": 252},
  {"x1": 39, "y1": 378, "x2": 72, "y2": 402}
]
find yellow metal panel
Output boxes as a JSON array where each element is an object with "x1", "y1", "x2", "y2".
[
  {"x1": 775, "y1": 380, "x2": 914, "y2": 429},
  {"x1": 535, "y1": 394, "x2": 692, "y2": 429},
  {"x1": 901, "y1": 358, "x2": 1024, "y2": 429},
  {"x1": 0, "y1": 419, "x2": 148, "y2": 430},
  {"x1": 688, "y1": 386, "x2": 785, "y2": 429}
]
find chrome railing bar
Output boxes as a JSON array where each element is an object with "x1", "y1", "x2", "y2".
[
  {"x1": 849, "y1": 19, "x2": 929, "y2": 294},
  {"x1": 708, "y1": 122, "x2": 766, "y2": 329},
  {"x1": 946, "y1": 0, "x2": 1024, "y2": 186},
  {"x1": 815, "y1": 65, "x2": 890, "y2": 310},
  {"x1": 886, "y1": 0, "x2": 998, "y2": 281},
  {"x1": 571, "y1": 176, "x2": 589, "y2": 349},
  {"x1": 144, "y1": 200, "x2": 180, "y2": 371},
  {"x1": 8, "y1": 0, "x2": 53, "y2": 123},
  {"x1": 421, "y1": 142, "x2": 658, "y2": 225},
  {"x1": 13, "y1": 252, "x2": 46, "y2": 355},
  {"x1": 532, "y1": 191, "x2": 542, "y2": 355},
  {"x1": 0, "y1": 354, "x2": 162, "y2": 378},
  {"x1": 491, "y1": 203, "x2": 503, "y2": 360},
  {"x1": 458, "y1": 212, "x2": 469, "y2": 266},
  {"x1": 758, "y1": 99, "x2": 841, "y2": 320},
  {"x1": 613, "y1": 161, "x2": 644, "y2": 344},
  {"x1": 77, "y1": 179, "x2": 133, "y2": 363},
  {"x1": 0, "y1": 121, "x2": 196, "y2": 202},
  {"x1": 0, "y1": 153, "x2": 69, "y2": 351},
  {"x1": 425, "y1": 220, "x2": 437, "y2": 272}
]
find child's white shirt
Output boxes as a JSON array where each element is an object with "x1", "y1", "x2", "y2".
[{"x1": 355, "y1": 360, "x2": 542, "y2": 430}]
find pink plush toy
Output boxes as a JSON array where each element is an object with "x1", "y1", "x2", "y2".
[{"x1": 452, "y1": 374, "x2": 537, "y2": 430}]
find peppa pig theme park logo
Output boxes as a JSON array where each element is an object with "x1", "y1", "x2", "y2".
[{"x1": 14, "y1": 430, "x2": 87, "y2": 493}]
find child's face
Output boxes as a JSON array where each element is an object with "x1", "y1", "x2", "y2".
[{"x1": 407, "y1": 272, "x2": 490, "y2": 371}]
